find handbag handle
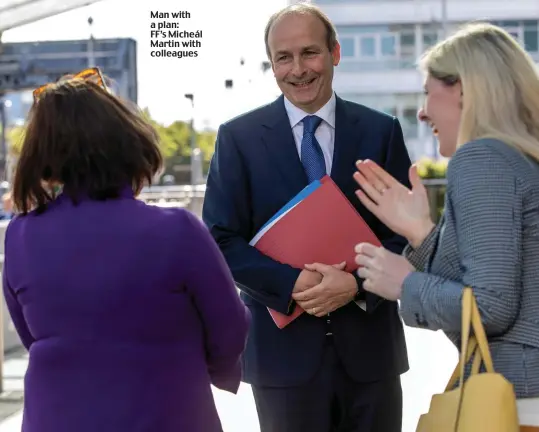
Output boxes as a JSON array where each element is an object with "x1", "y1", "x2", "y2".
[
  {"x1": 444, "y1": 287, "x2": 495, "y2": 391},
  {"x1": 445, "y1": 337, "x2": 477, "y2": 391},
  {"x1": 459, "y1": 287, "x2": 494, "y2": 388}
]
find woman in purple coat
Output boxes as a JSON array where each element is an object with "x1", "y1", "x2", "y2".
[{"x1": 2, "y1": 68, "x2": 250, "y2": 432}]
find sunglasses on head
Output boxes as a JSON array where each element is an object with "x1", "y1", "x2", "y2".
[{"x1": 33, "y1": 67, "x2": 109, "y2": 102}]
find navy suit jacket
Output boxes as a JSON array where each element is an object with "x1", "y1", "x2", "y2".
[{"x1": 203, "y1": 94, "x2": 410, "y2": 387}]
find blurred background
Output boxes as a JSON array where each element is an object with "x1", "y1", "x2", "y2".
[
  {"x1": 3, "y1": 0, "x2": 522, "y2": 188},
  {"x1": 0, "y1": 0, "x2": 536, "y2": 430}
]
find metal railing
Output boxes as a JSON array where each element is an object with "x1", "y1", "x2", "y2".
[
  {"x1": 137, "y1": 180, "x2": 449, "y2": 225},
  {"x1": 137, "y1": 181, "x2": 448, "y2": 221},
  {"x1": 138, "y1": 184, "x2": 206, "y2": 205},
  {"x1": 423, "y1": 178, "x2": 447, "y2": 223}
]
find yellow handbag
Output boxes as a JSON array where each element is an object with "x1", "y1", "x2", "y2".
[{"x1": 416, "y1": 287, "x2": 519, "y2": 432}]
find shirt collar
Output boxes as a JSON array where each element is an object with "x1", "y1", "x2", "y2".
[{"x1": 283, "y1": 92, "x2": 336, "y2": 129}]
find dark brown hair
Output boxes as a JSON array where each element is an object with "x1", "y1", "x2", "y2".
[
  {"x1": 264, "y1": 3, "x2": 338, "y2": 60},
  {"x1": 12, "y1": 79, "x2": 163, "y2": 214}
]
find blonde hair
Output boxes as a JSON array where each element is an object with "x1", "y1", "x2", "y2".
[{"x1": 419, "y1": 22, "x2": 539, "y2": 162}]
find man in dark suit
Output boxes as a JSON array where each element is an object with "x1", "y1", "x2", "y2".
[{"x1": 202, "y1": 3, "x2": 411, "y2": 431}]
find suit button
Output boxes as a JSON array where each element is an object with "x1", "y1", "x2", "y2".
[
  {"x1": 326, "y1": 319, "x2": 331, "y2": 324},
  {"x1": 415, "y1": 313, "x2": 428, "y2": 327}
]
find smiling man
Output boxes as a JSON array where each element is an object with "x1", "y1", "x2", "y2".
[{"x1": 202, "y1": 4, "x2": 412, "y2": 431}]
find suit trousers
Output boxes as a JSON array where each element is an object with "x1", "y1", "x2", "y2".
[{"x1": 251, "y1": 337, "x2": 402, "y2": 432}]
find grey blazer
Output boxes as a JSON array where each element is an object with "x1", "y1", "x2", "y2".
[{"x1": 400, "y1": 138, "x2": 539, "y2": 398}]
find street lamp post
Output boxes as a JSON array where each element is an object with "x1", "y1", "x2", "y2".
[
  {"x1": 184, "y1": 93, "x2": 203, "y2": 186},
  {"x1": 87, "y1": 16, "x2": 95, "y2": 67}
]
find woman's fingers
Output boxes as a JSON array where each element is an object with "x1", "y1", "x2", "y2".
[
  {"x1": 355, "y1": 189, "x2": 381, "y2": 217},
  {"x1": 353, "y1": 171, "x2": 383, "y2": 204},
  {"x1": 356, "y1": 266, "x2": 371, "y2": 280},
  {"x1": 356, "y1": 162, "x2": 387, "y2": 193},
  {"x1": 354, "y1": 242, "x2": 379, "y2": 257},
  {"x1": 357, "y1": 160, "x2": 400, "y2": 189}
]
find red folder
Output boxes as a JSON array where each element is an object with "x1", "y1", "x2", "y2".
[{"x1": 253, "y1": 176, "x2": 381, "y2": 328}]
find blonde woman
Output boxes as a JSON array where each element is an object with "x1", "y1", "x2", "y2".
[{"x1": 353, "y1": 23, "x2": 539, "y2": 429}]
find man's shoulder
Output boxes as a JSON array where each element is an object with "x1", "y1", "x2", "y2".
[
  {"x1": 338, "y1": 97, "x2": 396, "y2": 125},
  {"x1": 221, "y1": 99, "x2": 278, "y2": 132},
  {"x1": 218, "y1": 95, "x2": 398, "y2": 133}
]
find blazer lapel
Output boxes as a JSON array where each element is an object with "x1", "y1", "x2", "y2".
[
  {"x1": 261, "y1": 95, "x2": 308, "y2": 192},
  {"x1": 331, "y1": 95, "x2": 361, "y2": 190}
]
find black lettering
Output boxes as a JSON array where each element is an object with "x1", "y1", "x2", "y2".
[{"x1": 150, "y1": 11, "x2": 168, "y2": 18}]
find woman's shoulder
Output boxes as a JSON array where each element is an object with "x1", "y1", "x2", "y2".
[
  {"x1": 448, "y1": 138, "x2": 537, "y2": 179},
  {"x1": 144, "y1": 204, "x2": 208, "y2": 239},
  {"x1": 452, "y1": 138, "x2": 518, "y2": 162},
  {"x1": 4, "y1": 213, "x2": 27, "y2": 240},
  {"x1": 143, "y1": 203, "x2": 200, "y2": 225}
]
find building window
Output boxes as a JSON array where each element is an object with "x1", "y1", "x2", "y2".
[
  {"x1": 402, "y1": 107, "x2": 419, "y2": 139},
  {"x1": 506, "y1": 29, "x2": 521, "y2": 42},
  {"x1": 499, "y1": 20, "x2": 520, "y2": 28},
  {"x1": 381, "y1": 35, "x2": 397, "y2": 56},
  {"x1": 340, "y1": 37, "x2": 356, "y2": 57},
  {"x1": 423, "y1": 32, "x2": 438, "y2": 49},
  {"x1": 491, "y1": 20, "x2": 539, "y2": 51},
  {"x1": 359, "y1": 36, "x2": 376, "y2": 57},
  {"x1": 334, "y1": 20, "x2": 539, "y2": 69},
  {"x1": 524, "y1": 21, "x2": 539, "y2": 52},
  {"x1": 400, "y1": 32, "x2": 415, "y2": 58}
]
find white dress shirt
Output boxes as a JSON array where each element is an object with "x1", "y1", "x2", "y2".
[
  {"x1": 283, "y1": 92, "x2": 336, "y2": 175},
  {"x1": 282, "y1": 93, "x2": 367, "y2": 311}
]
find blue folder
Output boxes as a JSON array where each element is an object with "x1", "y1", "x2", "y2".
[{"x1": 258, "y1": 179, "x2": 323, "y2": 233}]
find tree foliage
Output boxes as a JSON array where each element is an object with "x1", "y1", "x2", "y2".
[
  {"x1": 5, "y1": 108, "x2": 217, "y2": 182},
  {"x1": 415, "y1": 156, "x2": 448, "y2": 179},
  {"x1": 6, "y1": 125, "x2": 25, "y2": 154},
  {"x1": 141, "y1": 108, "x2": 216, "y2": 165}
]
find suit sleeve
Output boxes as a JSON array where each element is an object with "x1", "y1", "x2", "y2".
[
  {"x1": 3, "y1": 222, "x2": 35, "y2": 350},
  {"x1": 181, "y1": 210, "x2": 251, "y2": 394},
  {"x1": 399, "y1": 141, "x2": 521, "y2": 335},
  {"x1": 202, "y1": 124, "x2": 302, "y2": 314},
  {"x1": 402, "y1": 222, "x2": 440, "y2": 271},
  {"x1": 355, "y1": 117, "x2": 412, "y2": 312}
]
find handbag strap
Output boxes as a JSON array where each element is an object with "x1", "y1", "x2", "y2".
[
  {"x1": 470, "y1": 344, "x2": 483, "y2": 374},
  {"x1": 445, "y1": 337, "x2": 477, "y2": 391},
  {"x1": 468, "y1": 288, "x2": 494, "y2": 372},
  {"x1": 445, "y1": 338, "x2": 486, "y2": 391},
  {"x1": 458, "y1": 287, "x2": 495, "y2": 388},
  {"x1": 445, "y1": 287, "x2": 495, "y2": 391}
]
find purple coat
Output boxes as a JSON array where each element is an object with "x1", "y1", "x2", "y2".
[{"x1": 2, "y1": 188, "x2": 250, "y2": 432}]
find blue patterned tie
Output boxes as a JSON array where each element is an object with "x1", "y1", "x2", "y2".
[{"x1": 301, "y1": 115, "x2": 326, "y2": 182}]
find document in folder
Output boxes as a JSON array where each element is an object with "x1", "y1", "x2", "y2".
[{"x1": 249, "y1": 176, "x2": 381, "y2": 328}]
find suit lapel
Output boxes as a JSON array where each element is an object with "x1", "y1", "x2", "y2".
[
  {"x1": 331, "y1": 95, "x2": 361, "y2": 191},
  {"x1": 261, "y1": 94, "x2": 362, "y2": 194},
  {"x1": 261, "y1": 95, "x2": 308, "y2": 193}
]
